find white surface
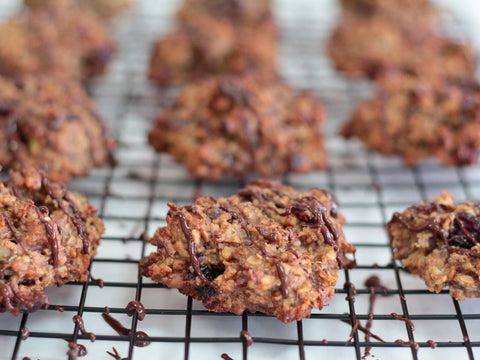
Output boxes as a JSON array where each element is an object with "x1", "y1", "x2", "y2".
[{"x1": 1, "y1": 0, "x2": 480, "y2": 359}]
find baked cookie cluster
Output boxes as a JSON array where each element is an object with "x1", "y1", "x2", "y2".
[
  {"x1": 388, "y1": 192, "x2": 480, "y2": 300},
  {"x1": 0, "y1": 76, "x2": 115, "y2": 183},
  {"x1": 341, "y1": 77, "x2": 480, "y2": 166},
  {"x1": 148, "y1": 0, "x2": 329, "y2": 180},
  {"x1": 24, "y1": 0, "x2": 131, "y2": 21},
  {"x1": 0, "y1": 168, "x2": 104, "y2": 315},
  {"x1": 149, "y1": 75, "x2": 327, "y2": 180},
  {"x1": 330, "y1": 0, "x2": 480, "y2": 166},
  {"x1": 0, "y1": 0, "x2": 120, "y2": 181},
  {"x1": 140, "y1": 180, "x2": 355, "y2": 323},
  {"x1": 0, "y1": 0, "x2": 126, "y2": 316},
  {"x1": 148, "y1": 0, "x2": 277, "y2": 85}
]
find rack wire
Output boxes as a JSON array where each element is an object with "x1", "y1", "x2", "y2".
[{"x1": 1, "y1": 0, "x2": 480, "y2": 359}]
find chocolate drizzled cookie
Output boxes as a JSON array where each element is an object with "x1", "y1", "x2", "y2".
[
  {"x1": 140, "y1": 180, "x2": 355, "y2": 323},
  {"x1": 388, "y1": 192, "x2": 480, "y2": 299},
  {"x1": 149, "y1": 75, "x2": 326, "y2": 180},
  {"x1": 0, "y1": 168, "x2": 104, "y2": 315}
]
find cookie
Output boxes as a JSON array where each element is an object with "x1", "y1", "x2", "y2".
[
  {"x1": 148, "y1": 75, "x2": 327, "y2": 180},
  {"x1": 140, "y1": 180, "x2": 355, "y2": 323},
  {"x1": 24, "y1": 0, "x2": 131, "y2": 21},
  {"x1": 177, "y1": 0, "x2": 272, "y2": 24},
  {"x1": 339, "y1": 0, "x2": 438, "y2": 32},
  {"x1": 388, "y1": 191, "x2": 480, "y2": 300},
  {"x1": 148, "y1": 2, "x2": 277, "y2": 85},
  {"x1": 0, "y1": 76, "x2": 115, "y2": 183},
  {"x1": 327, "y1": 14, "x2": 474, "y2": 80},
  {"x1": 340, "y1": 76, "x2": 480, "y2": 166},
  {"x1": 0, "y1": 168, "x2": 104, "y2": 315},
  {"x1": 0, "y1": 4, "x2": 116, "y2": 81}
]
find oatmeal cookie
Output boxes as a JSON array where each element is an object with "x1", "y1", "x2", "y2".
[
  {"x1": 388, "y1": 192, "x2": 480, "y2": 299},
  {"x1": 24, "y1": 0, "x2": 131, "y2": 21},
  {"x1": 148, "y1": 75, "x2": 326, "y2": 180},
  {"x1": 339, "y1": 0, "x2": 438, "y2": 32},
  {"x1": 148, "y1": 3, "x2": 277, "y2": 85},
  {"x1": 140, "y1": 180, "x2": 355, "y2": 323},
  {"x1": 0, "y1": 5, "x2": 116, "y2": 81},
  {"x1": 340, "y1": 76, "x2": 480, "y2": 166},
  {"x1": 0, "y1": 168, "x2": 104, "y2": 315},
  {"x1": 0, "y1": 76, "x2": 115, "y2": 183},
  {"x1": 177, "y1": 0, "x2": 272, "y2": 24},
  {"x1": 328, "y1": 13, "x2": 475, "y2": 80}
]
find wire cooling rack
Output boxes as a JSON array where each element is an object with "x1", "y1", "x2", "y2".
[{"x1": 1, "y1": 0, "x2": 480, "y2": 359}]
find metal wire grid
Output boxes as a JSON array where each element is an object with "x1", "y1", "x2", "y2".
[{"x1": 1, "y1": 0, "x2": 480, "y2": 359}]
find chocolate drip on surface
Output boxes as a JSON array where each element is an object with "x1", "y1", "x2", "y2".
[
  {"x1": 32, "y1": 205, "x2": 59, "y2": 268},
  {"x1": 176, "y1": 212, "x2": 216, "y2": 288},
  {"x1": 90, "y1": 275, "x2": 104, "y2": 288},
  {"x1": 395, "y1": 339, "x2": 419, "y2": 350},
  {"x1": 73, "y1": 315, "x2": 96, "y2": 342},
  {"x1": 344, "y1": 281, "x2": 357, "y2": 301},
  {"x1": 362, "y1": 275, "x2": 390, "y2": 358},
  {"x1": 67, "y1": 342, "x2": 87, "y2": 358},
  {"x1": 391, "y1": 312, "x2": 415, "y2": 331},
  {"x1": 221, "y1": 354, "x2": 235, "y2": 360},
  {"x1": 345, "y1": 318, "x2": 359, "y2": 345},
  {"x1": 240, "y1": 330, "x2": 253, "y2": 347},
  {"x1": 101, "y1": 313, "x2": 151, "y2": 347},
  {"x1": 106, "y1": 347, "x2": 127, "y2": 360},
  {"x1": 21, "y1": 327, "x2": 29, "y2": 340},
  {"x1": 126, "y1": 300, "x2": 146, "y2": 321},
  {"x1": 341, "y1": 319, "x2": 385, "y2": 343}
]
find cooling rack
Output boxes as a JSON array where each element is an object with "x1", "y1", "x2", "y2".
[{"x1": 1, "y1": 0, "x2": 480, "y2": 359}]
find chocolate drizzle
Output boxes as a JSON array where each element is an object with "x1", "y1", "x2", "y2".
[
  {"x1": 392, "y1": 205, "x2": 480, "y2": 258},
  {"x1": 101, "y1": 313, "x2": 151, "y2": 347},
  {"x1": 33, "y1": 205, "x2": 59, "y2": 268},
  {"x1": 73, "y1": 315, "x2": 96, "y2": 342},
  {"x1": 40, "y1": 173, "x2": 90, "y2": 254},
  {"x1": 221, "y1": 354, "x2": 234, "y2": 360},
  {"x1": 177, "y1": 212, "x2": 217, "y2": 288},
  {"x1": 106, "y1": 347, "x2": 127, "y2": 360},
  {"x1": 394, "y1": 339, "x2": 419, "y2": 350},
  {"x1": 126, "y1": 300, "x2": 146, "y2": 321},
  {"x1": 391, "y1": 312, "x2": 415, "y2": 331},
  {"x1": 2, "y1": 214, "x2": 20, "y2": 243},
  {"x1": 67, "y1": 342, "x2": 87, "y2": 358},
  {"x1": 20, "y1": 327, "x2": 29, "y2": 340},
  {"x1": 240, "y1": 330, "x2": 253, "y2": 347},
  {"x1": 90, "y1": 275, "x2": 104, "y2": 288},
  {"x1": 344, "y1": 281, "x2": 357, "y2": 301},
  {"x1": 362, "y1": 275, "x2": 390, "y2": 358},
  {"x1": 282, "y1": 196, "x2": 342, "y2": 266},
  {"x1": 345, "y1": 318, "x2": 359, "y2": 345}
]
